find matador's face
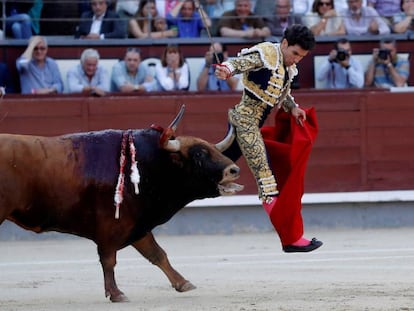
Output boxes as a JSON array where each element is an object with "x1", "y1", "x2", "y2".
[{"x1": 280, "y1": 39, "x2": 309, "y2": 67}]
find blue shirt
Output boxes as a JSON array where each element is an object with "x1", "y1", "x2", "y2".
[
  {"x1": 111, "y1": 61, "x2": 156, "y2": 92},
  {"x1": 316, "y1": 57, "x2": 364, "y2": 89},
  {"x1": 198, "y1": 62, "x2": 232, "y2": 91},
  {"x1": 66, "y1": 63, "x2": 110, "y2": 93},
  {"x1": 166, "y1": 12, "x2": 204, "y2": 38},
  {"x1": 371, "y1": 57, "x2": 410, "y2": 88},
  {"x1": 16, "y1": 57, "x2": 64, "y2": 94}
]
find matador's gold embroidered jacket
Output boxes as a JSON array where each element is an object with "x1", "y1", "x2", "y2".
[{"x1": 222, "y1": 42, "x2": 298, "y2": 111}]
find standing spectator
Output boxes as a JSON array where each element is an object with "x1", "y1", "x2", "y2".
[
  {"x1": 66, "y1": 48, "x2": 110, "y2": 96},
  {"x1": 341, "y1": 0, "x2": 390, "y2": 35},
  {"x1": 265, "y1": 0, "x2": 303, "y2": 37},
  {"x1": 75, "y1": 0, "x2": 126, "y2": 39},
  {"x1": 129, "y1": 0, "x2": 177, "y2": 38},
  {"x1": 155, "y1": 44, "x2": 190, "y2": 91},
  {"x1": 364, "y1": 38, "x2": 409, "y2": 88},
  {"x1": 111, "y1": 47, "x2": 156, "y2": 92},
  {"x1": 0, "y1": 62, "x2": 15, "y2": 95},
  {"x1": 302, "y1": 0, "x2": 346, "y2": 36},
  {"x1": 316, "y1": 38, "x2": 364, "y2": 88},
  {"x1": 392, "y1": 0, "x2": 414, "y2": 34},
  {"x1": 2, "y1": 0, "x2": 43, "y2": 39},
  {"x1": 217, "y1": 0, "x2": 270, "y2": 38},
  {"x1": 16, "y1": 36, "x2": 63, "y2": 94},
  {"x1": 367, "y1": 0, "x2": 401, "y2": 23},
  {"x1": 196, "y1": 42, "x2": 239, "y2": 91},
  {"x1": 166, "y1": 0, "x2": 211, "y2": 37}
]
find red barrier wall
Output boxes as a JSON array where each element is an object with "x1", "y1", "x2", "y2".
[{"x1": 1, "y1": 89, "x2": 413, "y2": 195}]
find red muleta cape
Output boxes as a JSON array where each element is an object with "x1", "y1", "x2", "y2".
[{"x1": 261, "y1": 107, "x2": 318, "y2": 246}]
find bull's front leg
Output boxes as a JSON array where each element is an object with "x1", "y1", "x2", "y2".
[
  {"x1": 132, "y1": 232, "x2": 196, "y2": 292},
  {"x1": 97, "y1": 246, "x2": 129, "y2": 302}
]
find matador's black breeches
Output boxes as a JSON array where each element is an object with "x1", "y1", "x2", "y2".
[{"x1": 228, "y1": 93, "x2": 279, "y2": 202}]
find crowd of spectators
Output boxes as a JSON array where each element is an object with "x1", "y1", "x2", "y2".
[
  {"x1": 2, "y1": 0, "x2": 413, "y2": 39},
  {"x1": 0, "y1": 0, "x2": 412, "y2": 93}
]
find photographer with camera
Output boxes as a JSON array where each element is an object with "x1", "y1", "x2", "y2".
[
  {"x1": 365, "y1": 38, "x2": 410, "y2": 88},
  {"x1": 316, "y1": 38, "x2": 364, "y2": 88},
  {"x1": 196, "y1": 42, "x2": 239, "y2": 91}
]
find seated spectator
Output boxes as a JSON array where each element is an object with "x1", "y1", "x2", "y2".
[
  {"x1": 315, "y1": 38, "x2": 364, "y2": 88},
  {"x1": 111, "y1": 47, "x2": 156, "y2": 92},
  {"x1": 392, "y1": 0, "x2": 414, "y2": 34},
  {"x1": 166, "y1": 0, "x2": 211, "y2": 37},
  {"x1": 196, "y1": 42, "x2": 239, "y2": 91},
  {"x1": 364, "y1": 38, "x2": 409, "y2": 88},
  {"x1": 367, "y1": 0, "x2": 401, "y2": 24},
  {"x1": 75, "y1": 0, "x2": 127, "y2": 39},
  {"x1": 217, "y1": 0, "x2": 270, "y2": 38},
  {"x1": 302, "y1": 0, "x2": 346, "y2": 36},
  {"x1": 129, "y1": 0, "x2": 177, "y2": 38},
  {"x1": 16, "y1": 36, "x2": 63, "y2": 94},
  {"x1": 340, "y1": 0, "x2": 390, "y2": 35},
  {"x1": 155, "y1": 44, "x2": 190, "y2": 91},
  {"x1": 265, "y1": 0, "x2": 303, "y2": 36},
  {"x1": 2, "y1": 0, "x2": 43, "y2": 39},
  {"x1": 66, "y1": 48, "x2": 110, "y2": 96},
  {"x1": 0, "y1": 62, "x2": 16, "y2": 96}
]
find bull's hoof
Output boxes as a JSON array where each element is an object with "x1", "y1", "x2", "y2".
[
  {"x1": 174, "y1": 281, "x2": 196, "y2": 292},
  {"x1": 110, "y1": 293, "x2": 130, "y2": 303}
]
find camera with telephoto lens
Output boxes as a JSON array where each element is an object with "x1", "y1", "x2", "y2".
[
  {"x1": 378, "y1": 49, "x2": 390, "y2": 61},
  {"x1": 212, "y1": 52, "x2": 224, "y2": 64},
  {"x1": 335, "y1": 48, "x2": 349, "y2": 62}
]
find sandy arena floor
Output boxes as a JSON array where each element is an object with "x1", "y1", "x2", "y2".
[{"x1": 1, "y1": 227, "x2": 414, "y2": 311}]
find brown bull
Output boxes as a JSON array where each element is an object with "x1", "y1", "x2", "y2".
[{"x1": 0, "y1": 107, "x2": 243, "y2": 302}]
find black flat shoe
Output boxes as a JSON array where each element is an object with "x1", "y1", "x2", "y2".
[{"x1": 283, "y1": 238, "x2": 323, "y2": 253}]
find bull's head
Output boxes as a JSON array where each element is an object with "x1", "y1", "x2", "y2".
[{"x1": 160, "y1": 106, "x2": 243, "y2": 196}]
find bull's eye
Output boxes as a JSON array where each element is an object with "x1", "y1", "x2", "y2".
[{"x1": 193, "y1": 148, "x2": 209, "y2": 160}]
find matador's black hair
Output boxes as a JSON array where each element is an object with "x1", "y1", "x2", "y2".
[{"x1": 283, "y1": 24, "x2": 315, "y2": 51}]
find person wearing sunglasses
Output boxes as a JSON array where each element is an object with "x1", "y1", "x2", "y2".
[
  {"x1": 302, "y1": 0, "x2": 346, "y2": 35},
  {"x1": 16, "y1": 36, "x2": 63, "y2": 94}
]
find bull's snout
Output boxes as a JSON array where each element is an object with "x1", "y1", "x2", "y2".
[
  {"x1": 218, "y1": 164, "x2": 243, "y2": 195},
  {"x1": 224, "y1": 164, "x2": 240, "y2": 180}
]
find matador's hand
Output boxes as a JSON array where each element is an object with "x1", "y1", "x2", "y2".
[
  {"x1": 291, "y1": 107, "x2": 306, "y2": 126},
  {"x1": 214, "y1": 64, "x2": 232, "y2": 80}
]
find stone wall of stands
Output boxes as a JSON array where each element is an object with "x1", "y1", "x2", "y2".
[{"x1": 1, "y1": 89, "x2": 413, "y2": 195}]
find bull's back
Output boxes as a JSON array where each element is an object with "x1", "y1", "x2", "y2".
[{"x1": 0, "y1": 131, "x2": 123, "y2": 233}]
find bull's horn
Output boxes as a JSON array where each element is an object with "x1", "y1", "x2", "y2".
[
  {"x1": 164, "y1": 139, "x2": 181, "y2": 152},
  {"x1": 168, "y1": 104, "x2": 186, "y2": 132},
  {"x1": 215, "y1": 124, "x2": 235, "y2": 152}
]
